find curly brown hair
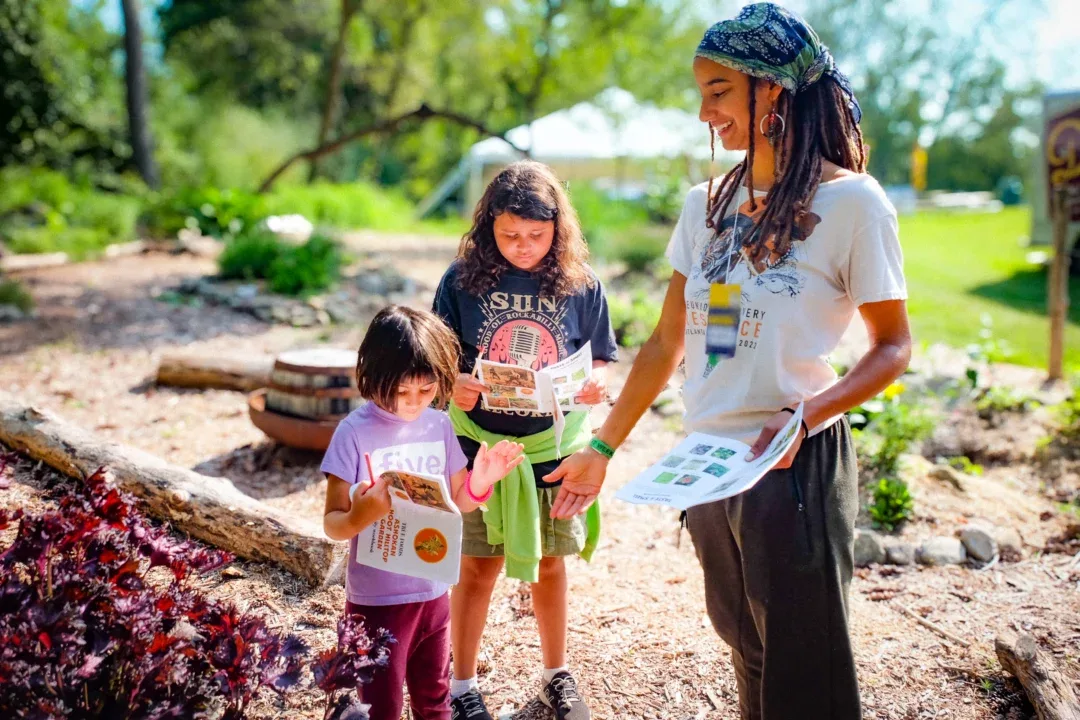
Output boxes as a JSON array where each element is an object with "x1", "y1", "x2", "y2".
[{"x1": 455, "y1": 160, "x2": 594, "y2": 299}]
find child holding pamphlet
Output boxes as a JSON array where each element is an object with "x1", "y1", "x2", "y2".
[
  {"x1": 432, "y1": 160, "x2": 618, "y2": 719},
  {"x1": 321, "y1": 305, "x2": 524, "y2": 720}
]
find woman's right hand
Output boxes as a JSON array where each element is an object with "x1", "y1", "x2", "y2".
[
  {"x1": 452, "y1": 373, "x2": 489, "y2": 411},
  {"x1": 544, "y1": 448, "x2": 610, "y2": 518}
]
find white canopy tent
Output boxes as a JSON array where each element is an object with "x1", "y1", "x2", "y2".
[{"x1": 417, "y1": 88, "x2": 740, "y2": 218}]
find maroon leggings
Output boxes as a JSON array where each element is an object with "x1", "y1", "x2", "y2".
[{"x1": 346, "y1": 594, "x2": 450, "y2": 720}]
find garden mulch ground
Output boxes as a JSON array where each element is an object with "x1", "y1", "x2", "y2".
[{"x1": 2, "y1": 243, "x2": 1078, "y2": 719}]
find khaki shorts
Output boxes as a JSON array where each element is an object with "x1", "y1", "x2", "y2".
[{"x1": 461, "y1": 485, "x2": 587, "y2": 558}]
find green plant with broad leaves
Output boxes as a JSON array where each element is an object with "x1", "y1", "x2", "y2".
[
  {"x1": 215, "y1": 230, "x2": 342, "y2": 297},
  {"x1": 868, "y1": 477, "x2": 914, "y2": 531},
  {"x1": 267, "y1": 234, "x2": 342, "y2": 297},
  {"x1": 853, "y1": 383, "x2": 934, "y2": 477},
  {"x1": 217, "y1": 230, "x2": 285, "y2": 281}
]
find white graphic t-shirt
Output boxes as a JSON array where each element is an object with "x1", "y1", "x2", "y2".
[{"x1": 665, "y1": 173, "x2": 907, "y2": 445}]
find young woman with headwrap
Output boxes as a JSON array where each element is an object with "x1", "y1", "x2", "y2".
[{"x1": 544, "y1": 4, "x2": 911, "y2": 717}]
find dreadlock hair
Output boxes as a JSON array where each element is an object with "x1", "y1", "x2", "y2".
[
  {"x1": 455, "y1": 160, "x2": 594, "y2": 299},
  {"x1": 705, "y1": 74, "x2": 866, "y2": 264}
]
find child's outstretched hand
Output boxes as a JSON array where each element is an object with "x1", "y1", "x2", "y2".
[
  {"x1": 471, "y1": 440, "x2": 526, "y2": 495},
  {"x1": 574, "y1": 365, "x2": 608, "y2": 405}
]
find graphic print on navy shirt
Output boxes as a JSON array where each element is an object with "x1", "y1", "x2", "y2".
[{"x1": 433, "y1": 262, "x2": 617, "y2": 439}]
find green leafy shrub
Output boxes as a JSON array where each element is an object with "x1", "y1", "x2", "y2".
[
  {"x1": 1050, "y1": 380, "x2": 1080, "y2": 441},
  {"x1": 854, "y1": 385, "x2": 934, "y2": 477},
  {"x1": 215, "y1": 230, "x2": 342, "y2": 297},
  {"x1": 609, "y1": 291, "x2": 662, "y2": 348},
  {"x1": 974, "y1": 386, "x2": 1039, "y2": 419},
  {"x1": 868, "y1": 478, "x2": 914, "y2": 531},
  {"x1": 145, "y1": 186, "x2": 267, "y2": 240},
  {"x1": 145, "y1": 180, "x2": 453, "y2": 240},
  {"x1": 267, "y1": 234, "x2": 342, "y2": 296},
  {"x1": 0, "y1": 280, "x2": 33, "y2": 312},
  {"x1": 0, "y1": 167, "x2": 142, "y2": 259},
  {"x1": 217, "y1": 230, "x2": 285, "y2": 281}
]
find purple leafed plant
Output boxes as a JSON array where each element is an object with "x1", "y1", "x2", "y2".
[
  {"x1": 0, "y1": 463, "x2": 393, "y2": 719},
  {"x1": 312, "y1": 613, "x2": 394, "y2": 720}
]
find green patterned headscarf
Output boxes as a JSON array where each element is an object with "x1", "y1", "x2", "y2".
[{"x1": 696, "y1": 3, "x2": 862, "y2": 123}]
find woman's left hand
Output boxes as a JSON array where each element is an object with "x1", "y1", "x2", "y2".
[
  {"x1": 575, "y1": 365, "x2": 608, "y2": 405},
  {"x1": 744, "y1": 410, "x2": 806, "y2": 470}
]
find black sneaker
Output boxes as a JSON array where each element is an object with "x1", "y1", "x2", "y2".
[
  {"x1": 451, "y1": 689, "x2": 494, "y2": 720},
  {"x1": 539, "y1": 671, "x2": 590, "y2": 720}
]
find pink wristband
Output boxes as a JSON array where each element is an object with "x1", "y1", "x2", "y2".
[{"x1": 464, "y1": 470, "x2": 493, "y2": 504}]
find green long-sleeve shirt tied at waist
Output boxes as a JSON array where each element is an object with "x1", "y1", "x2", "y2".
[{"x1": 449, "y1": 403, "x2": 601, "y2": 582}]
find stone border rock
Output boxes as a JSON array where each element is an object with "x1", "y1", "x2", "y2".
[
  {"x1": 854, "y1": 522, "x2": 1023, "y2": 568},
  {"x1": 167, "y1": 265, "x2": 418, "y2": 327}
]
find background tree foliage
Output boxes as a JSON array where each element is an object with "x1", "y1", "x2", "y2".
[
  {"x1": 0, "y1": 0, "x2": 1052, "y2": 197},
  {"x1": 1, "y1": 0, "x2": 128, "y2": 182},
  {"x1": 805, "y1": 0, "x2": 1042, "y2": 191}
]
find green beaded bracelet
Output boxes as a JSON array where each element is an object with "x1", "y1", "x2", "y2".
[{"x1": 589, "y1": 436, "x2": 616, "y2": 460}]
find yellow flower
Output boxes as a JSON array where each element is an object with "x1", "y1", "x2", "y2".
[{"x1": 883, "y1": 382, "x2": 905, "y2": 401}]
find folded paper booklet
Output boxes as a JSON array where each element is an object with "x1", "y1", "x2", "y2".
[
  {"x1": 354, "y1": 470, "x2": 462, "y2": 584},
  {"x1": 478, "y1": 341, "x2": 593, "y2": 415},
  {"x1": 615, "y1": 404, "x2": 805, "y2": 511}
]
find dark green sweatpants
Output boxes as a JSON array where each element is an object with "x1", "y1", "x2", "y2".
[{"x1": 686, "y1": 418, "x2": 860, "y2": 720}]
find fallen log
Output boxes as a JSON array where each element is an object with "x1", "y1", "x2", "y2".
[
  {"x1": 156, "y1": 352, "x2": 274, "y2": 392},
  {"x1": 0, "y1": 392, "x2": 342, "y2": 587},
  {"x1": 996, "y1": 632, "x2": 1080, "y2": 720},
  {"x1": 0, "y1": 251, "x2": 69, "y2": 272}
]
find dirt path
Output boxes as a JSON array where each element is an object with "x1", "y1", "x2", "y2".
[{"x1": 1, "y1": 245, "x2": 1078, "y2": 719}]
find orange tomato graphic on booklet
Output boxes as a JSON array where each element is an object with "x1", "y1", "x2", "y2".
[{"x1": 413, "y1": 528, "x2": 448, "y2": 563}]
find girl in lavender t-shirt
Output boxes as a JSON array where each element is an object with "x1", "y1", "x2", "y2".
[{"x1": 322, "y1": 305, "x2": 523, "y2": 720}]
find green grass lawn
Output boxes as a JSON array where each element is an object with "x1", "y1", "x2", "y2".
[{"x1": 901, "y1": 206, "x2": 1080, "y2": 371}]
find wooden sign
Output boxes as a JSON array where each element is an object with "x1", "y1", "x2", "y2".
[{"x1": 1047, "y1": 106, "x2": 1080, "y2": 221}]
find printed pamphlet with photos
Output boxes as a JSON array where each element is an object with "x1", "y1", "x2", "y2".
[
  {"x1": 615, "y1": 404, "x2": 805, "y2": 510},
  {"x1": 354, "y1": 469, "x2": 462, "y2": 584},
  {"x1": 478, "y1": 341, "x2": 593, "y2": 415}
]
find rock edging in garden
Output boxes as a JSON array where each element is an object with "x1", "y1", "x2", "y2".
[
  {"x1": 854, "y1": 522, "x2": 1024, "y2": 569},
  {"x1": 168, "y1": 265, "x2": 418, "y2": 327}
]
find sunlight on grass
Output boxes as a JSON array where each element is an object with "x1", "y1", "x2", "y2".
[{"x1": 900, "y1": 206, "x2": 1080, "y2": 371}]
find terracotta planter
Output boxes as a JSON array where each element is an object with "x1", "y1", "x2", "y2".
[{"x1": 248, "y1": 389, "x2": 345, "y2": 451}]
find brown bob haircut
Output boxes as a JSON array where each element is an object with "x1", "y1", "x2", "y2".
[{"x1": 355, "y1": 305, "x2": 460, "y2": 412}]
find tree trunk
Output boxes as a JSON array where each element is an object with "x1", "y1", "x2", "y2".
[
  {"x1": 996, "y1": 632, "x2": 1080, "y2": 720},
  {"x1": 156, "y1": 352, "x2": 275, "y2": 392},
  {"x1": 120, "y1": 0, "x2": 159, "y2": 189},
  {"x1": 0, "y1": 392, "x2": 342, "y2": 586},
  {"x1": 310, "y1": 0, "x2": 360, "y2": 182}
]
